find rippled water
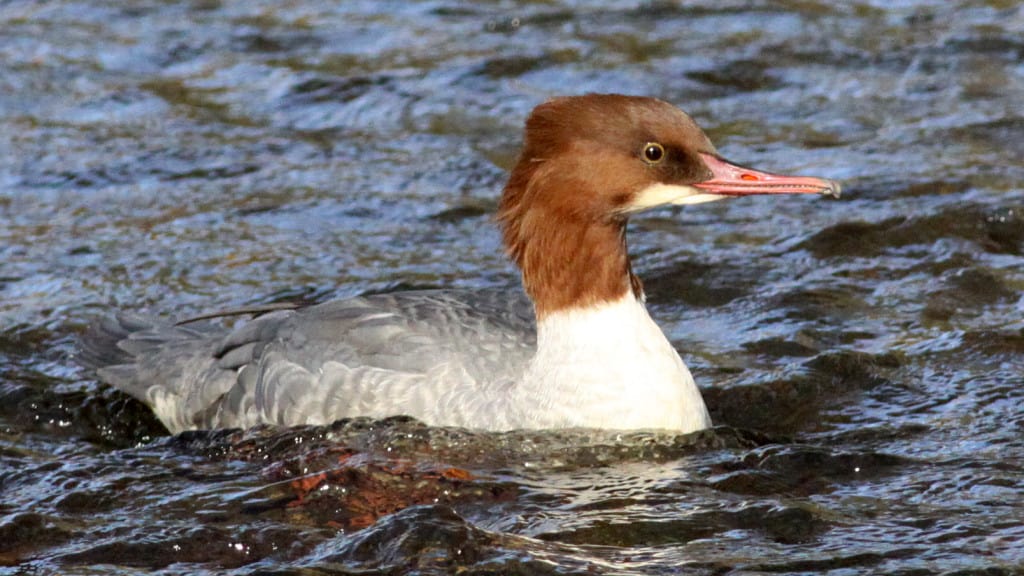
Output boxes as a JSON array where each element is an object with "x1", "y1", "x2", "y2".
[{"x1": 2, "y1": 0, "x2": 1023, "y2": 573}]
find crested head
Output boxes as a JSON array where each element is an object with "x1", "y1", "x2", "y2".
[
  {"x1": 497, "y1": 95, "x2": 718, "y2": 317},
  {"x1": 497, "y1": 93, "x2": 839, "y2": 318},
  {"x1": 499, "y1": 94, "x2": 721, "y2": 227}
]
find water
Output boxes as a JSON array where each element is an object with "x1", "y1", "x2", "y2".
[{"x1": 2, "y1": 0, "x2": 1023, "y2": 573}]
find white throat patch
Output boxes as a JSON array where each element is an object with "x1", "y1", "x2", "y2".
[{"x1": 626, "y1": 183, "x2": 727, "y2": 211}]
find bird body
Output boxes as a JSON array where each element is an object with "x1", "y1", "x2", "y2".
[{"x1": 80, "y1": 94, "x2": 839, "y2": 434}]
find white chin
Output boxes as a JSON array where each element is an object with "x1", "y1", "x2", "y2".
[
  {"x1": 627, "y1": 183, "x2": 728, "y2": 211},
  {"x1": 670, "y1": 193, "x2": 728, "y2": 205}
]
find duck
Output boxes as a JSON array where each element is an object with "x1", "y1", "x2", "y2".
[{"x1": 79, "y1": 94, "x2": 840, "y2": 434}]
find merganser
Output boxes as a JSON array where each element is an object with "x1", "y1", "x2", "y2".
[{"x1": 79, "y1": 94, "x2": 840, "y2": 435}]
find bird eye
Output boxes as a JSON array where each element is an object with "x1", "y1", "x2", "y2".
[{"x1": 643, "y1": 142, "x2": 665, "y2": 164}]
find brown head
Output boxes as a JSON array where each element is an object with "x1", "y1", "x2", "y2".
[{"x1": 497, "y1": 94, "x2": 839, "y2": 319}]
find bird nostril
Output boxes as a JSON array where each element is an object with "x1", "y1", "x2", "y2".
[{"x1": 740, "y1": 173, "x2": 759, "y2": 181}]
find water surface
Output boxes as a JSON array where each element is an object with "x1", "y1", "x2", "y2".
[{"x1": 1, "y1": 0, "x2": 1023, "y2": 573}]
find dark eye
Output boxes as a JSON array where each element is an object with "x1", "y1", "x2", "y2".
[{"x1": 643, "y1": 142, "x2": 665, "y2": 164}]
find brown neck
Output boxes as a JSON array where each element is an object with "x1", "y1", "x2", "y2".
[{"x1": 499, "y1": 201, "x2": 642, "y2": 319}]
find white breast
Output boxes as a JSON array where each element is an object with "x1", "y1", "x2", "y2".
[{"x1": 510, "y1": 293, "x2": 711, "y2": 432}]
